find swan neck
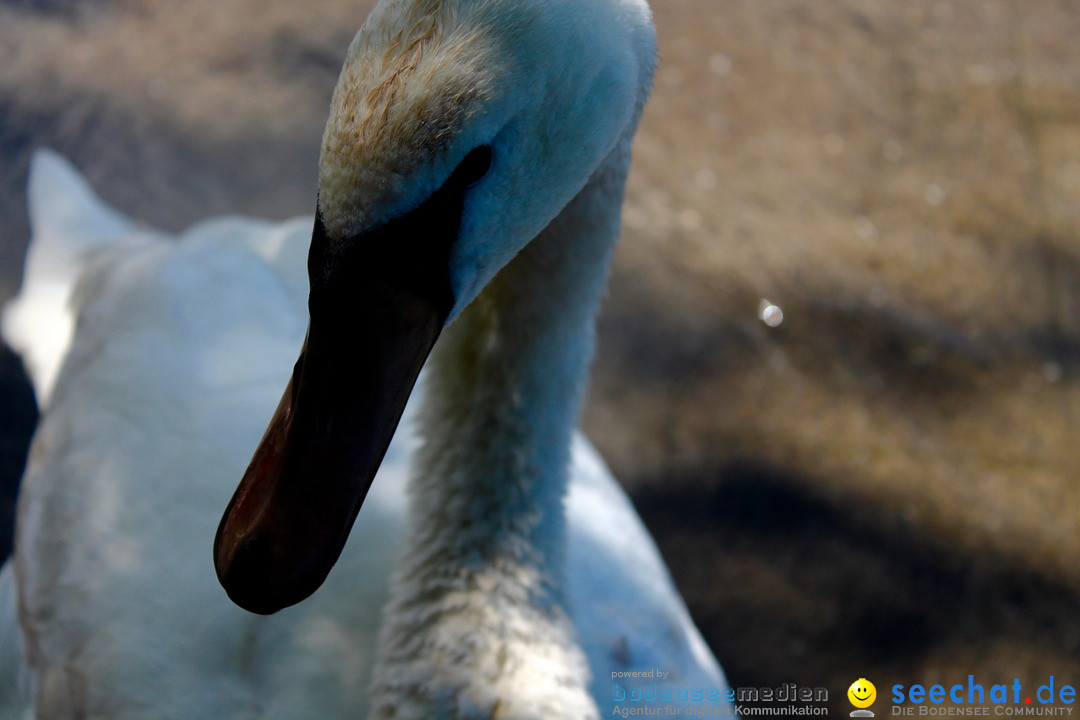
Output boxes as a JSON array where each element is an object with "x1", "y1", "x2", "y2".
[
  {"x1": 413, "y1": 141, "x2": 630, "y2": 593},
  {"x1": 369, "y1": 141, "x2": 632, "y2": 718}
]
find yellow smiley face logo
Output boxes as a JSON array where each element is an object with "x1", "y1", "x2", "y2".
[{"x1": 848, "y1": 679, "x2": 876, "y2": 709}]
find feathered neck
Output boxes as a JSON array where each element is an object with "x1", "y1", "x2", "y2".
[{"x1": 368, "y1": 136, "x2": 633, "y2": 719}]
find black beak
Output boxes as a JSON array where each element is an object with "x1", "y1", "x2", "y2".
[{"x1": 214, "y1": 165, "x2": 473, "y2": 614}]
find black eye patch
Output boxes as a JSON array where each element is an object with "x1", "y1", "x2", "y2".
[{"x1": 455, "y1": 145, "x2": 493, "y2": 186}]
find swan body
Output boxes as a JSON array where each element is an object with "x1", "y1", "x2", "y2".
[
  {"x1": 0, "y1": 151, "x2": 730, "y2": 717},
  {"x1": 1, "y1": 0, "x2": 734, "y2": 715}
]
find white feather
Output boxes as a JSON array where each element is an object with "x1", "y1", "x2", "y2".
[{"x1": 1, "y1": 150, "x2": 134, "y2": 408}]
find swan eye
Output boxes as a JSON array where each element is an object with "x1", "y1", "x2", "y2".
[{"x1": 456, "y1": 145, "x2": 492, "y2": 186}]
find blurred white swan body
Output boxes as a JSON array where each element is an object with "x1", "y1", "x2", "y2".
[
  {"x1": 0, "y1": 0, "x2": 733, "y2": 715},
  {"x1": 0, "y1": 152, "x2": 729, "y2": 716}
]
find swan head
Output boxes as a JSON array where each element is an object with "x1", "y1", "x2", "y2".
[{"x1": 214, "y1": 0, "x2": 656, "y2": 614}]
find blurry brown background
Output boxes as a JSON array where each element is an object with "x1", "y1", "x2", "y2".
[{"x1": 1, "y1": 0, "x2": 1078, "y2": 713}]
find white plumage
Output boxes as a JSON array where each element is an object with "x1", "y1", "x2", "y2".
[
  {"x1": 0, "y1": 149, "x2": 729, "y2": 718},
  {"x1": 0, "y1": 0, "x2": 734, "y2": 716}
]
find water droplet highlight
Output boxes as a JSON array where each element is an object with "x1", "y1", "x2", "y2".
[{"x1": 758, "y1": 300, "x2": 784, "y2": 328}]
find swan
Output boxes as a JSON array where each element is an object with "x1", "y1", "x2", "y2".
[{"x1": 1, "y1": 0, "x2": 734, "y2": 717}]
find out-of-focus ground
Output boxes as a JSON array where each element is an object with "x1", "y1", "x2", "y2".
[{"x1": 1, "y1": 0, "x2": 1078, "y2": 713}]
